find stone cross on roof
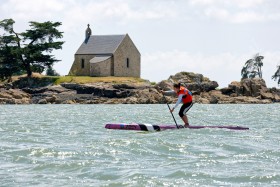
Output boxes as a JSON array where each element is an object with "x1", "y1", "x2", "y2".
[{"x1": 85, "y1": 24, "x2": 92, "y2": 44}]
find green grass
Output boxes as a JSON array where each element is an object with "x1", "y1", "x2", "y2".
[
  {"x1": 2, "y1": 74, "x2": 149, "y2": 87},
  {"x1": 51, "y1": 76, "x2": 147, "y2": 85}
]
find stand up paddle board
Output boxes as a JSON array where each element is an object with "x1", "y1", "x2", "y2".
[{"x1": 105, "y1": 123, "x2": 249, "y2": 131}]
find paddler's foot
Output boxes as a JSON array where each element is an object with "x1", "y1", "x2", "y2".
[{"x1": 184, "y1": 123, "x2": 189, "y2": 128}]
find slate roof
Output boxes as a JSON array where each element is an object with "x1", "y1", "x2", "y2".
[
  {"x1": 75, "y1": 35, "x2": 126, "y2": 55},
  {"x1": 89, "y1": 56, "x2": 111, "y2": 64}
]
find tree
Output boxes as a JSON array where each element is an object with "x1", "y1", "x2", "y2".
[
  {"x1": 241, "y1": 53, "x2": 264, "y2": 79},
  {"x1": 272, "y1": 65, "x2": 280, "y2": 86},
  {"x1": 46, "y1": 66, "x2": 60, "y2": 76},
  {"x1": 0, "y1": 18, "x2": 64, "y2": 80}
]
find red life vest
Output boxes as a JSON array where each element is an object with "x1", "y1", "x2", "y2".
[{"x1": 176, "y1": 86, "x2": 192, "y2": 104}]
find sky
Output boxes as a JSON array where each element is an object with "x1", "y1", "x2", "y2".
[{"x1": 1, "y1": 0, "x2": 280, "y2": 87}]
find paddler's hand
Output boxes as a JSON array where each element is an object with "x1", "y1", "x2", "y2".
[{"x1": 170, "y1": 108, "x2": 174, "y2": 113}]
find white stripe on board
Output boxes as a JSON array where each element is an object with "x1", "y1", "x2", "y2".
[{"x1": 144, "y1": 124, "x2": 155, "y2": 131}]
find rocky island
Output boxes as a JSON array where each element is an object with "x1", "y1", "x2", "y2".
[{"x1": 0, "y1": 72, "x2": 279, "y2": 104}]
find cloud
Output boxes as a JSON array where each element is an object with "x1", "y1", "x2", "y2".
[
  {"x1": 1, "y1": 0, "x2": 65, "y2": 20},
  {"x1": 142, "y1": 50, "x2": 280, "y2": 87},
  {"x1": 1, "y1": 0, "x2": 279, "y2": 28},
  {"x1": 204, "y1": 8, "x2": 267, "y2": 23},
  {"x1": 190, "y1": 0, "x2": 280, "y2": 23},
  {"x1": 231, "y1": 11, "x2": 265, "y2": 23},
  {"x1": 0, "y1": 0, "x2": 177, "y2": 32},
  {"x1": 190, "y1": 0, "x2": 265, "y2": 8}
]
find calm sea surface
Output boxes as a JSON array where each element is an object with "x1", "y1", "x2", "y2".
[{"x1": 0, "y1": 104, "x2": 279, "y2": 186}]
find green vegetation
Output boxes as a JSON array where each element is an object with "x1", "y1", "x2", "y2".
[
  {"x1": 241, "y1": 53, "x2": 264, "y2": 79},
  {"x1": 0, "y1": 18, "x2": 64, "y2": 81},
  {"x1": 53, "y1": 76, "x2": 147, "y2": 85},
  {"x1": 4, "y1": 74, "x2": 148, "y2": 88}
]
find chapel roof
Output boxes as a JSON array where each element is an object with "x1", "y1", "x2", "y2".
[{"x1": 75, "y1": 35, "x2": 126, "y2": 55}]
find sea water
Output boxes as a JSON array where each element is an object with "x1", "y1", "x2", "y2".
[{"x1": 0, "y1": 104, "x2": 279, "y2": 186}]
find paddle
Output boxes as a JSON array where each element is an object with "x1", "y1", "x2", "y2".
[{"x1": 162, "y1": 94, "x2": 179, "y2": 129}]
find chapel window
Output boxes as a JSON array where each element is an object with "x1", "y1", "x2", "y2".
[
  {"x1": 81, "y1": 59, "x2": 85, "y2": 69},
  {"x1": 126, "y1": 58, "x2": 129, "y2": 68}
]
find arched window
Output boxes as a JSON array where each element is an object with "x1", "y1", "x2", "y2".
[
  {"x1": 81, "y1": 59, "x2": 85, "y2": 69},
  {"x1": 126, "y1": 58, "x2": 129, "y2": 68}
]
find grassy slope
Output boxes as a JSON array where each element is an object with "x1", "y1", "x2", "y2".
[
  {"x1": 1, "y1": 74, "x2": 148, "y2": 87},
  {"x1": 53, "y1": 76, "x2": 147, "y2": 85}
]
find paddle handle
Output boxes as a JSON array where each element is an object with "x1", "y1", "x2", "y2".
[{"x1": 163, "y1": 95, "x2": 179, "y2": 129}]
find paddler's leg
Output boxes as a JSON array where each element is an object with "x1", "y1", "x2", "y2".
[
  {"x1": 181, "y1": 115, "x2": 189, "y2": 127},
  {"x1": 179, "y1": 102, "x2": 193, "y2": 127}
]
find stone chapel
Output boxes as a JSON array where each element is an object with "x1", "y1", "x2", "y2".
[{"x1": 68, "y1": 24, "x2": 141, "y2": 77}]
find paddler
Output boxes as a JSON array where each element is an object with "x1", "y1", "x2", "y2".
[{"x1": 162, "y1": 83, "x2": 193, "y2": 127}]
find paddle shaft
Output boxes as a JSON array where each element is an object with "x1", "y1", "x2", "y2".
[{"x1": 163, "y1": 95, "x2": 179, "y2": 129}]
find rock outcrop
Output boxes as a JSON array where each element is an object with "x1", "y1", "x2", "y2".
[
  {"x1": 0, "y1": 89, "x2": 31, "y2": 104},
  {"x1": 220, "y1": 78, "x2": 280, "y2": 102},
  {"x1": 168, "y1": 72, "x2": 219, "y2": 94},
  {"x1": 0, "y1": 72, "x2": 279, "y2": 104}
]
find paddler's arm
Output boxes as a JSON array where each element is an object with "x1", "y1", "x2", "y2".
[
  {"x1": 172, "y1": 94, "x2": 183, "y2": 111},
  {"x1": 161, "y1": 90, "x2": 176, "y2": 96}
]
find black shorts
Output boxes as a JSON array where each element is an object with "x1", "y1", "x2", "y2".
[{"x1": 179, "y1": 102, "x2": 193, "y2": 117}]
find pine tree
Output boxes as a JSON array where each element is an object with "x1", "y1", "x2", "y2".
[
  {"x1": 0, "y1": 18, "x2": 64, "y2": 80},
  {"x1": 241, "y1": 53, "x2": 264, "y2": 79}
]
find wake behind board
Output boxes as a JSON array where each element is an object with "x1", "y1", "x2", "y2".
[{"x1": 105, "y1": 123, "x2": 249, "y2": 131}]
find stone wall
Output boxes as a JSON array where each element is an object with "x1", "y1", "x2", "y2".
[
  {"x1": 69, "y1": 54, "x2": 95, "y2": 76},
  {"x1": 90, "y1": 57, "x2": 112, "y2": 76},
  {"x1": 113, "y1": 34, "x2": 141, "y2": 77}
]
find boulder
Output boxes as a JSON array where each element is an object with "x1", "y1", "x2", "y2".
[
  {"x1": 130, "y1": 88, "x2": 162, "y2": 104},
  {"x1": 173, "y1": 81, "x2": 219, "y2": 93},
  {"x1": 38, "y1": 99, "x2": 47, "y2": 104},
  {"x1": 0, "y1": 89, "x2": 31, "y2": 104},
  {"x1": 241, "y1": 78, "x2": 267, "y2": 97},
  {"x1": 197, "y1": 97, "x2": 210, "y2": 104},
  {"x1": 260, "y1": 91, "x2": 274, "y2": 100},
  {"x1": 209, "y1": 96, "x2": 218, "y2": 104},
  {"x1": 60, "y1": 83, "x2": 81, "y2": 90},
  {"x1": 124, "y1": 97, "x2": 139, "y2": 104},
  {"x1": 22, "y1": 87, "x2": 48, "y2": 94},
  {"x1": 62, "y1": 100, "x2": 76, "y2": 104},
  {"x1": 9, "y1": 89, "x2": 30, "y2": 99},
  {"x1": 169, "y1": 72, "x2": 208, "y2": 83},
  {"x1": 45, "y1": 95, "x2": 57, "y2": 103},
  {"x1": 208, "y1": 90, "x2": 235, "y2": 104},
  {"x1": 274, "y1": 94, "x2": 280, "y2": 102},
  {"x1": 112, "y1": 83, "x2": 136, "y2": 89},
  {"x1": 155, "y1": 80, "x2": 173, "y2": 91},
  {"x1": 47, "y1": 85, "x2": 72, "y2": 93},
  {"x1": 202, "y1": 81, "x2": 219, "y2": 92},
  {"x1": 0, "y1": 92, "x2": 13, "y2": 99},
  {"x1": 220, "y1": 87, "x2": 233, "y2": 95},
  {"x1": 166, "y1": 72, "x2": 219, "y2": 93},
  {"x1": 228, "y1": 81, "x2": 243, "y2": 96}
]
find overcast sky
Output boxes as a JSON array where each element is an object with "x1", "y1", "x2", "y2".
[{"x1": 1, "y1": 0, "x2": 280, "y2": 87}]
